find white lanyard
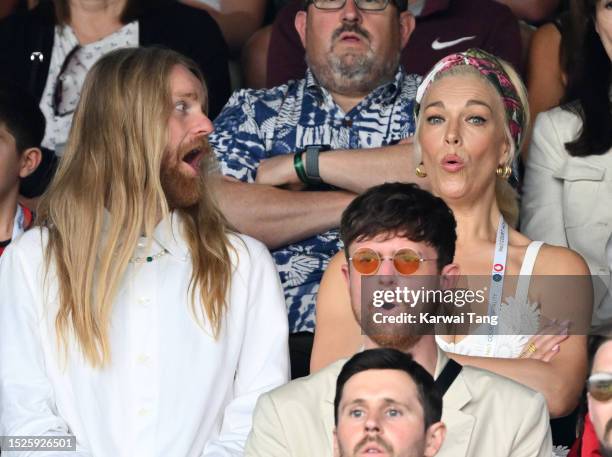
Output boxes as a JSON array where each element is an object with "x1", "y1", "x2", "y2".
[
  {"x1": 11, "y1": 205, "x2": 26, "y2": 241},
  {"x1": 485, "y1": 215, "x2": 509, "y2": 356}
]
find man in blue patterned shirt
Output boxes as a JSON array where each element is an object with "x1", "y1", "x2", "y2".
[{"x1": 210, "y1": 0, "x2": 421, "y2": 335}]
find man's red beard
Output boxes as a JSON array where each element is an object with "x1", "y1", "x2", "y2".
[
  {"x1": 351, "y1": 302, "x2": 423, "y2": 352},
  {"x1": 160, "y1": 138, "x2": 211, "y2": 209}
]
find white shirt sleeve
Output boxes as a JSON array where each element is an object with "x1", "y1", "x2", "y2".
[
  {"x1": 201, "y1": 237, "x2": 290, "y2": 456},
  {"x1": 0, "y1": 238, "x2": 93, "y2": 456},
  {"x1": 520, "y1": 111, "x2": 568, "y2": 247}
]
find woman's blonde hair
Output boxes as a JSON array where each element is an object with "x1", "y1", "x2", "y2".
[
  {"x1": 414, "y1": 60, "x2": 530, "y2": 227},
  {"x1": 37, "y1": 47, "x2": 233, "y2": 367}
]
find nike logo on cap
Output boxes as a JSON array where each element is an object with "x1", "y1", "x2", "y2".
[{"x1": 431, "y1": 36, "x2": 476, "y2": 50}]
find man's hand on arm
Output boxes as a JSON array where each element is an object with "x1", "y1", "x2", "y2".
[
  {"x1": 318, "y1": 141, "x2": 429, "y2": 194},
  {"x1": 255, "y1": 154, "x2": 305, "y2": 190}
]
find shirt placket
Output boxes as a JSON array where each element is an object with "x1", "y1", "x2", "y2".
[{"x1": 128, "y1": 259, "x2": 160, "y2": 456}]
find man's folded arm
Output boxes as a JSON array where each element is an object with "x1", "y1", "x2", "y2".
[
  {"x1": 318, "y1": 142, "x2": 426, "y2": 194},
  {"x1": 212, "y1": 179, "x2": 355, "y2": 250}
]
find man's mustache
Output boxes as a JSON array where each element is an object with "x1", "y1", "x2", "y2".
[
  {"x1": 332, "y1": 23, "x2": 371, "y2": 42},
  {"x1": 178, "y1": 136, "x2": 212, "y2": 157},
  {"x1": 354, "y1": 434, "x2": 393, "y2": 454}
]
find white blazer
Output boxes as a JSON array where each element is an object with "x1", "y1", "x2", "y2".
[{"x1": 521, "y1": 106, "x2": 612, "y2": 326}]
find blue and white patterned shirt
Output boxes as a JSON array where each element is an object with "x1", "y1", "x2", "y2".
[{"x1": 211, "y1": 68, "x2": 421, "y2": 333}]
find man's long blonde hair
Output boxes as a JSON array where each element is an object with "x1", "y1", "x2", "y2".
[{"x1": 37, "y1": 47, "x2": 233, "y2": 368}]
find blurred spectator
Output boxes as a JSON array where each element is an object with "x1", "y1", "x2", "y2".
[
  {"x1": 180, "y1": 0, "x2": 267, "y2": 56},
  {"x1": 521, "y1": 0, "x2": 612, "y2": 328},
  {"x1": 241, "y1": 24, "x2": 272, "y2": 89},
  {"x1": 0, "y1": 81, "x2": 43, "y2": 256},
  {"x1": 0, "y1": 0, "x2": 38, "y2": 19},
  {"x1": 260, "y1": 0, "x2": 522, "y2": 89},
  {"x1": 0, "y1": 0, "x2": 230, "y2": 197},
  {"x1": 525, "y1": 2, "x2": 584, "y2": 159},
  {"x1": 495, "y1": 0, "x2": 560, "y2": 23}
]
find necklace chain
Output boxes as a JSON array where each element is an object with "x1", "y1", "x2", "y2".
[{"x1": 129, "y1": 248, "x2": 169, "y2": 264}]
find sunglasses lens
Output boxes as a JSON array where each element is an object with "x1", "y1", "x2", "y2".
[
  {"x1": 351, "y1": 249, "x2": 380, "y2": 275},
  {"x1": 589, "y1": 374, "x2": 612, "y2": 402},
  {"x1": 393, "y1": 249, "x2": 421, "y2": 275}
]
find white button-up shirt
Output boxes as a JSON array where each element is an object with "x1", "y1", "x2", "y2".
[{"x1": 0, "y1": 213, "x2": 290, "y2": 456}]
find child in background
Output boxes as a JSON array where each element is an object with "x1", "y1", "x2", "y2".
[{"x1": 0, "y1": 82, "x2": 44, "y2": 256}]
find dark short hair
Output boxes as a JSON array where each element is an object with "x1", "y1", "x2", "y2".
[
  {"x1": 334, "y1": 348, "x2": 442, "y2": 429},
  {"x1": 0, "y1": 81, "x2": 45, "y2": 154},
  {"x1": 303, "y1": 0, "x2": 408, "y2": 12},
  {"x1": 340, "y1": 183, "x2": 456, "y2": 271}
]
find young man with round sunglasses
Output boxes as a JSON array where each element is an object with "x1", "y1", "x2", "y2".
[{"x1": 245, "y1": 183, "x2": 553, "y2": 457}]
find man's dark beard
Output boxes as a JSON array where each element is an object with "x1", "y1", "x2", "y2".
[
  {"x1": 601, "y1": 444, "x2": 612, "y2": 457},
  {"x1": 160, "y1": 139, "x2": 210, "y2": 209},
  {"x1": 600, "y1": 418, "x2": 612, "y2": 457}
]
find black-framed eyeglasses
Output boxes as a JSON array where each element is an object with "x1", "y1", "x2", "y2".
[
  {"x1": 306, "y1": 0, "x2": 405, "y2": 12},
  {"x1": 52, "y1": 45, "x2": 81, "y2": 117}
]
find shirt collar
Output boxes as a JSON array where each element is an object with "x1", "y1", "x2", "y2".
[
  {"x1": 304, "y1": 66, "x2": 406, "y2": 109},
  {"x1": 101, "y1": 210, "x2": 190, "y2": 262},
  {"x1": 152, "y1": 212, "x2": 190, "y2": 261}
]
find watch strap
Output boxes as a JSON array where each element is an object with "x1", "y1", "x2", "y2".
[{"x1": 303, "y1": 145, "x2": 327, "y2": 184}]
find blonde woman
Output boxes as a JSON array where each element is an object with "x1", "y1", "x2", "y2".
[
  {"x1": 312, "y1": 49, "x2": 591, "y2": 421},
  {"x1": 0, "y1": 47, "x2": 289, "y2": 456}
]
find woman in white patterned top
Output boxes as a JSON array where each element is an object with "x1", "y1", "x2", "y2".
[{"x1": 0, "y1": 0, "x2": 230, "y2": 196}]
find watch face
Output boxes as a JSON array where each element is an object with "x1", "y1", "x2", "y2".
[{"x1": 305, "y1": 145, "x2": 331, "y2": 152}]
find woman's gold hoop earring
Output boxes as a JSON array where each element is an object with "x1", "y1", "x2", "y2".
[
  {"x1": 496, "y1": 164, "x2": 512, "y2": 179},
  {"x1": 416, "y1": 163, "x2": 427, "y2": 178}
]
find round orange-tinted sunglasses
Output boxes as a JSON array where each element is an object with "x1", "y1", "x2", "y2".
[{"x1": 349, "y1": 248, "x2": 437, "y2": 276}]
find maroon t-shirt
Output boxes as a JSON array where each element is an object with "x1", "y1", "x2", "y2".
[{"x1": 266, "y1": 0, "x2": 523, "y2": 87}]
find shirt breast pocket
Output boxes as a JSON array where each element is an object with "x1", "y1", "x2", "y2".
[{"x1": 554, "y1": 159, "x2": 606, "y2": 229}]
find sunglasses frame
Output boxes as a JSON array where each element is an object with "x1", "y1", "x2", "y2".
[
  {"x1": 348, "y1": 247, "x2": 438, "y2": 276},
  {"x1": 588, "y1": 373, "x2": 612, "y2": 402},
  {"x1": 306, "y1": 0, "x2": 394, "y2": 12},
  {"x1": 52, "y1": 45, "x2": 81, "y2": 117}
]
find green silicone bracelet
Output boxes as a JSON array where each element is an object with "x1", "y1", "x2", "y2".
[{"x1": 293, "y1": 151, "x2": 309, "y2": 184}]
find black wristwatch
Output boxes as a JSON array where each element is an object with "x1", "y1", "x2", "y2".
[{"x1": 302, "y1": 144, "x2": 331, "y2": 185}]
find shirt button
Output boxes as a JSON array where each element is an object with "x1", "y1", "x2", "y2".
[
  {"x1": 137, "y1": 354, "x2": 150, "y2": 365},
  {"x1": 138, "y1": 297, "x2": 151, "y2": 306},
  {"x1": 342, "y1": 118, "x2": 353, "y2": 127},
  {"x1": 137, "y1": 408, "x2": 150, "y2": 417}
]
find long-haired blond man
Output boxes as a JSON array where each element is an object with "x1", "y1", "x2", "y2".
[{"x1": 0, "y1": 47, "x2": 289, "y2": 457}]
